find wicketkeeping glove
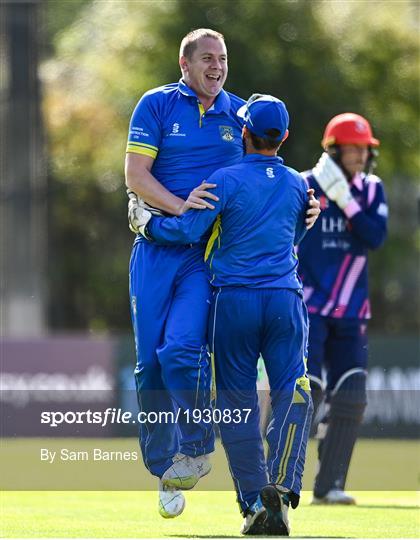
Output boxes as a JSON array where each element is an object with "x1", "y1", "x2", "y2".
[
  {"x1": 127, "y1": 190, "x2": 161, "y2": 237},
  {"x1": 312, "y1": 153, "x2": 353, "y2": 209}
]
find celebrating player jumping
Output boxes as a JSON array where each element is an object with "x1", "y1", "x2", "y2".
[
  {"x1": 129, "y1": 94, "x2": 317, "y2": 536},
  {"x1": 125, "y1": 28, "x2": 320, "y2": 520}
]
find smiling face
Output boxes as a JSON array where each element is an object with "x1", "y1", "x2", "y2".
[
  {"x1": 179, "y1": 36, "x2": 228, "y2": 108},
  {"x1": 339, "y1": 144, "x2": 370, "y2": 176}
]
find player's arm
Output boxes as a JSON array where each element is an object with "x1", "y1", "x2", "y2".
[
  {"x1": 305, "y1": 188, "x2": 321, "y2": 229},
  {"x1": 342, "y1": 180, "x2": 388, "y2": 250},
  {"x1": 125, "y1": 153, "x2": 186, "y2": 216},
  {"x1": 312, "y1": 153, "x2": 387, "y2": 249},
  {"x1": 125, "y1": 92, "x2": 196, "y2": 217},
  {"x1": 127, "y1": 179, "x2": 220, "y2": 236},
  {"x1": 294, "y1": 189, "x2": 310, "y2": 245},
  {"x1": 299, "y1": 174, "x2": 321, "y2": 230},
  {"x1": 147, "y1": 182, "x2": 224, "y2": 245}
]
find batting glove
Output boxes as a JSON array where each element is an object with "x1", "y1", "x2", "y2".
[
  {"x1": 312, "y1": 153, "x2": 353, "y2": 209},
  {"x1": 127, "y1": 190, "x2": 159, "y2": 237}
]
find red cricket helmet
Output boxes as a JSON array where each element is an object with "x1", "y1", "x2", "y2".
[{"x1": 321, "y1": 113, "x2": 380, "y2": 148}]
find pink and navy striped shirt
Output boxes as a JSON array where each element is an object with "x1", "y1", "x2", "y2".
[{"x1": 298, "y1": 170, "x2": 388, "y2": 320}]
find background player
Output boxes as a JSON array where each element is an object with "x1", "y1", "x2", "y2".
[
  {"x1": 126, "y1": 28, "x2": 320, "y2": 518},
  {"x1": 129, "y1": 94, "x2": 316, "y2": 536},
  {"x1": 298, "y1": 113, "x2": 388, "y2": 504}
]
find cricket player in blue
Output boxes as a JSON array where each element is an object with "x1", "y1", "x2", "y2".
[
  {"x1": 126, "y1": 29, "x2": 320, "y2": 520},
  {"x1": 298, "y1": 113, "x2": 388, "y2": 504},
  {"x1": 125, "y1": 29, "x2": 245, "y2": 518},
  {"x1": 131, "y1": 94, "x2": 315, "y2": 536}
]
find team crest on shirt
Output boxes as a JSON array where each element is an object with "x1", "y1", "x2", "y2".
[{"x1": 219, "y1": 125, "x2": 234, "y2": 142}]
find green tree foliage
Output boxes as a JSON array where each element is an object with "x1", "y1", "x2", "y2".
[
  {"x1": 43, "y1": 0, "x2": 419, "y2": 333},
  {"x1": 43, "y1": 0, "x2": 93, "y2": 57}
]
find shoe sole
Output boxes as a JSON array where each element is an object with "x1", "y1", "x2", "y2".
[
  {"x1": 241, "y1": 509, "x2": 267, "y2": 535},
  {"x1": 260, "y1": 486, "x2": 289, "y2": 536},
  {"x1": 162, "y1": 466, "x2": 211, "y2": 490}
]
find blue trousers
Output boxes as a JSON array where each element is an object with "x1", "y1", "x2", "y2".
[
  {"x1": 129, "y1": 240, "x2": 215, "y2": 478},
  {"x1": 209, "y1": 287, "x2": 313, "y2": 511}
]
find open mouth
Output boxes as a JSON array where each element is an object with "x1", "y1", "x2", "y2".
[{"x1": 206, "y1": 74, "x2": 221, "y2": 82}]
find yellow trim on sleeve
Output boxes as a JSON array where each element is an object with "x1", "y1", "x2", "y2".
[
  {"x1": 129, "y1": 141, "x2": 158, "y2": 151},
  {"x1": 126, "y1": 144, "x2": 158, "y2": 159}
]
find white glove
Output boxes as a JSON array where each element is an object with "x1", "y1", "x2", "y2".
[
  {"x1": 127, "y1": 190, "x2": 156, "y2": 237},
  {"x1": 312, "y1": 153, "x2": 353, "y2": 209}
]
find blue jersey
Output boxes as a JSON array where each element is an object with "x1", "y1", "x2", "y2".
[
  {"x1": 298, "y1": 170, "x2": 388, "y2": 319},
  {"x1": 148, "y1": 154, "x2": 308, "y2": 289},
  {"x1": 126, "y1": 79, "x2": 245, "y2": 200}
]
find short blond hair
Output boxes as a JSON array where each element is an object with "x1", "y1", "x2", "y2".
[{"x1": 179, "y1": 28, "x2": 225, "y2": 59}]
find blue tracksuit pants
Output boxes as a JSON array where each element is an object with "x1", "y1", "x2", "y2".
[
  {"x1": 129, "y1": 240, "x2": 215, "y2": 478},
  {"x1": 209, "y1": 287, "x2": 313, "y2": 511}
]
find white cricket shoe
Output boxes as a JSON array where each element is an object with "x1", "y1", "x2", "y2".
[
  {"x1": 161, "y1": 453, "x2": 211, "y2": 490},
  {"x1": 158, "y1": 480, "x2": 185, "y2": 518},
  {"x1": 311, "y1": 489, "x2": 356, "y2": 505}
]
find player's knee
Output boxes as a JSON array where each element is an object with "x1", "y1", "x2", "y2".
[
  {"x1": 158, "y1": 340, "x2": 184, "y2": 371},
  {"x1": 134, "y1": 362, "x2": 163, "y2": 391},
  {"x1": 159, "y1": 341, "x2": 208, "y2": 384},
  {"x1": 330, "y1": 369, "x2": 367, "y2": 422}
]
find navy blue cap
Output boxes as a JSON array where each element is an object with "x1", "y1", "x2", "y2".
[{"x1": 237, "y1": 94, "x2": 289, "y2": 142}]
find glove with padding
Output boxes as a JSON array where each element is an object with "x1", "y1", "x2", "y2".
[
  {"x1": 312, "y1": 153, "x2": 353, "y2": 209},
  {"x1": 127, "y1": 190, "x2": 157, "y2": 237}
]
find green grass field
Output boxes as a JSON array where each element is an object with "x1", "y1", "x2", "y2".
[
  {"x1": 1, "y1": 490, "x2": 419, "y2": 538},
  {"x1": 1, "y1": 438, "x2": 419, "y2": 538}
]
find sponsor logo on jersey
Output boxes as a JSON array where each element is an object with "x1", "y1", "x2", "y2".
[
  {"x1": 322, "y1": 239, "x2": 351, "y2": 250},
  {"x1": 266, "y1": 167, "x2": 275, "y2": 179},
  {"x1": 219, "y1": 125, "x2": 234, "y2": 142},
  {"x1": 168, "y1": 122, "x2": 186, "y2": 137},
  {"x1": 130, "y1": 126, "x2": 150, "y2": 139},
  {"x1": 321, "y1": 216, "x2": 348, "y2": 234}
]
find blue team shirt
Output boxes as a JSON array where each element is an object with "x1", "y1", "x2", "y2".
[
  {"x1": 298, "y1": 170, "x2": 388, "y2": 320},
  {"x1": 148, "y1": 154, "x2": 309, "y2": 289},
  {"x1": 126, "y1": 79, "x2": 245, "y2": 200}
]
